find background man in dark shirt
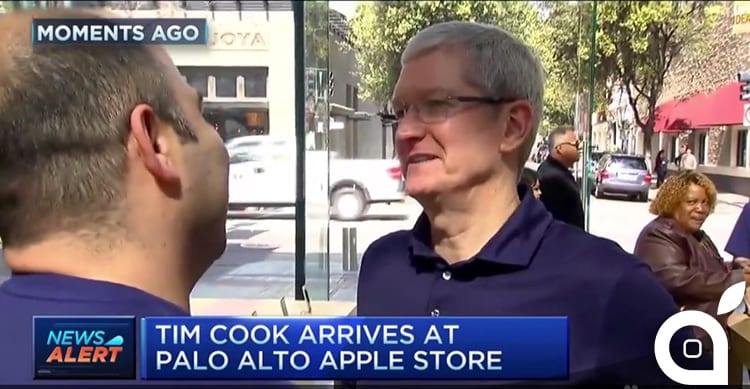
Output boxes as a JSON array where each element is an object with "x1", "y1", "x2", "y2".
[
  {"x1": 0, "y1": 8, "x2": 229, "y2": 383},
  {"x1": 537, "y1": 125, "x2": 585, "y2": 229}
]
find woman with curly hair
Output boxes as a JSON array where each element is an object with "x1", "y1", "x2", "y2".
[{"x1": 634, "y1": 171, "x2": 747, "y2": 346}]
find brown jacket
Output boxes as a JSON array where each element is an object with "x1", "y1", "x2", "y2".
[{"x1": 634, "y1": 217, "x2": 744, "y2": 332}]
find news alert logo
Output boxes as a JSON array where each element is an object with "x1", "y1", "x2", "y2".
[
  {"x1": 655, "y1": 280, "x2": 746, "y2": 385},
  {"x1": 33, "y1": 316, "x2": 136, "y2": 379}
]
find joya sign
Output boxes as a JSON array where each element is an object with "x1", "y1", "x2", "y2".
[
  {"x1": 207, "y1": 21, "x2": 268, "y2": 50},
  {"x1": 210, "y1": 30, "x2": 267, "y2": 50},
  {"x1": 655, "y1": 280, "x2": 747, "y2": 385}
]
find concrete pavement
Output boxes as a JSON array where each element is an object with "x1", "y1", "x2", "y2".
[{"x1": 0, "y1": 193, "x2": 746, "y2": 302}]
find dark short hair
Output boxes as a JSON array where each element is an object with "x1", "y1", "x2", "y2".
[
  {"x1": 0, "y1": 8, "x2": 197, "y2": 247},
  {"x1": 547, "y1": 125, "x2": 575, "y2": 149}
]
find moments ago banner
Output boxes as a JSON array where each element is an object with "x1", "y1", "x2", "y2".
[{"x1": 33, "y1": 316, "x2": 568, "y2": 380}]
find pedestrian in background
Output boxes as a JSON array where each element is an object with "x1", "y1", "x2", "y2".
[
  {"x1": 634, "y1": 171, "x2": 747, "y2": 349},
  {"x1": 356, "y1": 20, "x2": 694, "y2": 385},
  {"x1": 680, "y1": 147, "x2": 698, "y2": 171},
  {"x1": 537, "y1": 125, "x2": 585, "y2": 229},
  {"x1": 520, "y1": 168, "x2": 541, "y2": 199},
  {"x1": 654, "y1": 149, "x2": 668, "y2": 188}
]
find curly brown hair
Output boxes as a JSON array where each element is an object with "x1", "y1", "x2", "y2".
[{"x1": 649, "y1": 171, "x2": 717, "y2": 216}]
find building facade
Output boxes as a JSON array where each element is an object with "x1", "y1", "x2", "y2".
[
  {"x1": 327, "y1": 10, "x2": 393, "y2": 159},
  {"x1": 655, "y1": 1, "x2": 750, "y2": 195},
  {"x1": 110, "y1": 2, "x2": 297, "y2": 142}
]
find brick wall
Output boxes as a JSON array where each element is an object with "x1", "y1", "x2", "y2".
[
  {"x1": 659, "y1": 1, "x2": 750, "y2": 167},
  {"x1": 661, "y1": 1, "x2": 750, "y2": 101}
]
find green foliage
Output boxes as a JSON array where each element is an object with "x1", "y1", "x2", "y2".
[
  {"x1": 602, "y1": 1, "x2": 720, "y2": 153},
  {"x1": 547, "y1": 1, "x2": 720, "y2": 153},
  {"x1": 541, "y1": 2, "x2": 613, "y2": 121},
  {"x1": 349, "y1": 1, "x2": 541, "y2": 107},
  {"x1": 304, "y1": 1, "x2": 330, "y2": 69}
]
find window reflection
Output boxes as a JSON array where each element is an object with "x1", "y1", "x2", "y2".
[
  {"x1": 205, "y1": 108, "x2": 269, "y2": 141},
  {"x1": 179, "y1": 67, "x2": 209, "y2": 97},
  {"x1": 178, "y1": 66, "x2": 268, "y2": 99},
  {"x1": 242, "y1": 68, "x2": 269, "y2": 98},
  {"x1": 737, "y1": 129, "x2": 748, "y2": 167},
  {"x1": 214, "y1": 69, "x2": 237, "y2": 98}
]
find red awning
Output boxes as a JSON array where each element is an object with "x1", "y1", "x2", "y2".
[
  {"x1": 652, "y1": 94, "x2": 708, "y2": 133},
  {"x1": 692, "y1": 82, "x2": 743, "y2": 127},
  {"x1": 652, "y1": 100, "x2": 678, "y2": 133},
  {"x1": 666, "y1": 93, "x2": 710, "y2": 130}
]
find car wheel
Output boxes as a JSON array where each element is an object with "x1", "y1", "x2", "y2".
[
  {"x1": 331, "y1": 187, "x2": 367, "y2": 221},
  {"x1": 637, "y1": 192, "x2": 649, "y2": 202}
]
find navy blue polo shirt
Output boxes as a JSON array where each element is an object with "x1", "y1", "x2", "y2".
[
  {"x1": 726, "y1": 203, "x2": 750, "y2": 258},
  {"x1": 357, "y1": 186, "x2": 700, "y2": 385}
]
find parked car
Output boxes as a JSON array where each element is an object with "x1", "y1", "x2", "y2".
[
  {"x1": 592, "y1": 153, "x2": 651, "y2": 202},
  {"x1": 226, "y1": 136, "x2": 405, "y2": 220}
]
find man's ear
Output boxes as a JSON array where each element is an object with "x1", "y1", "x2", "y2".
[
  {"x1": 498, "y1": 101, "x2": 534, "y2": 154},
  {"x1": 128, "y1": 104, "x2": 180, "y2": 184}
]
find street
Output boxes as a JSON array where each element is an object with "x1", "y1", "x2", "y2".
[{"x1": 0, "y1": 194, "x2": 746, "y2": 301}]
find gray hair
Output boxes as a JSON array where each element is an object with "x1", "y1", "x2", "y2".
[
  {"x1": 548, "y1": 125, "x2": 576, "y2": 150},
  {"x1": 401, "y1": 21, "x2": 545, "y2": 168}
]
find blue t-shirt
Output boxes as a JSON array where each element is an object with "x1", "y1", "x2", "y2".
[{"x1": 726, "y1": 203, "x2": 750, "y2": 258}]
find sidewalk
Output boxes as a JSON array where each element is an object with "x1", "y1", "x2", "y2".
[{"x1": 648, "y1": 188, "x2": 748, "y2": 208}]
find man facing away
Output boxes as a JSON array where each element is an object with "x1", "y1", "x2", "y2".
[
  {"x1": 356, "y1": 21, "x2": 700, "y2": 385},
  {"x1": 537, "y1": 125, "x2": 585, "y2": 229},
  {"x1": 680, "y1": 147, "x2": 698, "y2": 171},
  {"x1": 0, "y1": 8, "x2": 230, "y2": 384}
]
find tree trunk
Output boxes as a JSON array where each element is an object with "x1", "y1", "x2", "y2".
[{"x1": 642, "y1": 124, "x2": 654, "y2": 156}]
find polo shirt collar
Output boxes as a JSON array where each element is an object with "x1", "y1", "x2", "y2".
[{"x1": 409, "y1": 184, "x2": 552, "y2": 267}]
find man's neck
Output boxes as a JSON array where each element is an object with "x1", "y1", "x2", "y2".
[
  {"x1": 2, "y1": 236, "x2": 193, "y2": 312},
  {"x1": 421, "y1": 182, "x2": 521, "y2": 264}
]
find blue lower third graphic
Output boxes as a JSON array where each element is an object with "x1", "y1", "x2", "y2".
[
  {"x1": 33, "y1": 316, "x2": 136, "y2": 379},
  {"x1": 140, "y1": 317, "x2": 569, "y2": 380}
]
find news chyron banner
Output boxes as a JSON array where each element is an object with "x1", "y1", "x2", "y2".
[
  {"x1": 33, "y1": 316, "x2": 136, "y2": 379},
  {"x1": 31, "y1": 18, "x2": 208, "y2": 45},
  {"x1": 33, "y1": 316, "x2": 567, "y2": 380}
]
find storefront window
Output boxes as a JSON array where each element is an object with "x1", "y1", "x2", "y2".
[
  {"x1": 736, "y1": 129, "x2": 748, "y2": 167},
  {"x1": 214, "y1": 70, "x2": 238, "y2": 98},
  {"x1": 206, "y1": 108, "x2": 269, "y2": 140},
  {"x1": 242, "y1": 68, "x2": 269, "y2": 98},
  {"x1": 178, "y1": 67, "x2": 209, "y2": 98},
  {"x1": 698, "y1": 132, "x2": 707, "y2": 165}
]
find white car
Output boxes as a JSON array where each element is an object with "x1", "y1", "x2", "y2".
[{"x1": 226, "y1": 136, "x2": 404, "y2": 220}]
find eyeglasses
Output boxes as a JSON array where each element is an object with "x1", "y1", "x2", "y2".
[
  {"x1": 389, "y1": 96, "x2": 516, "y2": 124},
  {"x1": 559, "y1": 140, "x2": 581, "y2": 150}
]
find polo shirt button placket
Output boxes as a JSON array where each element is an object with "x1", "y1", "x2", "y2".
[{"x1": 442, "y1": 270, "x2": 452, "y2": 280}]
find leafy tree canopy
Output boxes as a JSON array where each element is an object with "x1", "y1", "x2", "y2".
[
  {"x1": 349, "y1": 1, "x2": 541, "y2": 111},
  {"x1": 546, "y1": 1, "x2": 721, "y2": 153}
]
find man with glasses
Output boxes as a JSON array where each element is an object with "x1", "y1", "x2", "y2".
[
  {"x1": 537, "y1": 125, "x2": 585, "y2": 229},
  {"x1": 355, "y1": 21, "x2": 701, "y2": 385}
]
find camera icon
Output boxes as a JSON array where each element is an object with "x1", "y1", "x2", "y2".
[{"x1": 682, "y1": 339, "x2": 702, "y2": 359}]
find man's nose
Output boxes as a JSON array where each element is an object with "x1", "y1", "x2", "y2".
[{"x1": 395, "y1": 117, "x2": 427, "y2": 142}]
